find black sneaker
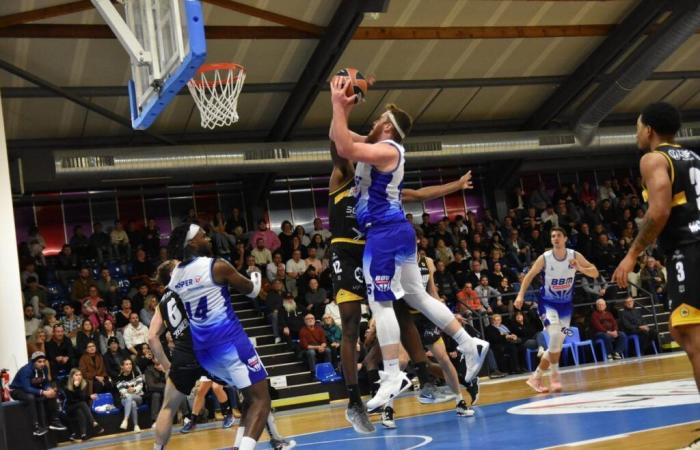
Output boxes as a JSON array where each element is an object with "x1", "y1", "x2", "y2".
[
  {"x1": 80, "y1": 433, "x2": 88, "y2": 441},
  {"x1": 68, "y1": 433, "x2": 80, "y2": 441},
  {"x1": 456, "y1": 400, "x2": 475, "y2": 417},
  {"x1": 466, "y1": 377, "x2": 480, "y2": 405},
  {"x1": 271, "y1": 438, "x2": 298, "y2": 449},
  {"x1": 49, "y1": 419, "x2": 67, "y2": 431},
  {"x1": 682, "y1": 436, "x2": 700, "y2": 449},
  {"x1": 33, "y1": 426, "x2": 48, "y2": 437},
  {"x1": 381, "y1": 406, "x2": 396, "y2": 429}
]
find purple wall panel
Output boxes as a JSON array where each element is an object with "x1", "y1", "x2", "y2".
[{"x1": 313, "y1": 187, "x2": 329, "y2": 228}]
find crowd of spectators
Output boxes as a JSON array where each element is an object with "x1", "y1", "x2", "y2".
[{"x1": 9, "y1": 175, "x2": 667, "y2": 438}]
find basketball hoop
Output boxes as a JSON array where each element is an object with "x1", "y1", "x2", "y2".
[{"x1": 187, "y1": 63, "x2": 246, "y2": 129}]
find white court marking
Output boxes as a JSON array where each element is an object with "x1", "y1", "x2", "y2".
[{"x1": 292, "y1": 434, "x2": 433, "y2": 450}]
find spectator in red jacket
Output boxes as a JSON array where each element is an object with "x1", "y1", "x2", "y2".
[
  {"x1": 299, "y1": 314, "x2": 332, "y2": 373},
  {"x1": 590, "y1": 298, "x2": 626, "y2": 360}
]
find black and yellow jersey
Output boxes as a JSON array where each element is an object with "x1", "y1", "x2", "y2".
[
  {"x1": 328, "y1": 178, "x2": 365, "y2": 246},
  {"x1": 643, "y1": 143, "x2": 700, "y2": 252}
]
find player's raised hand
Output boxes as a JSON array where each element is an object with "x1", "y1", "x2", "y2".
[
  {"x1": 330, "y1": 76, "x2": 356, "y2": 107},
  {"x1": 460, "y1": 171, "x2": 474, "y2": 190}
]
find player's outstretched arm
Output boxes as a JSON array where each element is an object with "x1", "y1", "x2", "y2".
[
  {"x1": 613, "y1": 152, "x2": 672, "y2": 288},
  {"x1": 402, "y1": 171, "x2": 473, "y2": 202},
  {"x1": 213, "y1": 258, "x2": 259, "y2": 297},
  {"x1": 572, "y1": 251, "x2": 599, "y2": 279},
  {"x1": 514, "y1": 254, "x2": 545, "y2": 309},
  {"x1": 148, "y1": 308, "x2": 170, "y2": 372}
]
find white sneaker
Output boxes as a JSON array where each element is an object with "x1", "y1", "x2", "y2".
[
  {"x1": 463, "y1": 338, "x2": 490, "y2": 382},
  {"x1": 365, "y1": 370, "x2": 411, "y2": 411},
  {"x1": 119, "y1": 419, "x2": 128, "y2": 430},
  {"x1": 275, "y1": 337, "x2": 282, "y2": 344},
  {"x1": 134, "y1": 425, "x2": 141, "y2": 432},
  {"x1": 537, "y1": 346, "x2": 545, "y2": 358}
]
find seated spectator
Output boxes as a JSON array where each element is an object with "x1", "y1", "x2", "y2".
[
  {"x1": 447, "y1": 250, "x2": 470, "y2": 288},
  {"x1": 71, "y1": 267, "x2": 98, "y2": 303},
  {"x1": 124, "y1": 312, "x2": 149, "y2": 355},
  {"x1": 115, "y1": 298, "x2": 133, "y2": 329},
  {"x1": 42, "y1": 312, "x2": 60, "y2": 340},
  {"x1": 505, "y1": 230, "x2": 532, "y2": 271},
  {"x1": 466, "y1": 259, "x2": 488, "y2": 287},
  {"x1": 266, "y1": 252, "x2": 284, "y2": 283},
  {"x1": 78, "y1": 341, "x2": 111, "y2": 394},
  {"x1": 455, "y1": 282, "x2": 485, "y2": 318},
  {"x1": 46, "y1": 324, "x2": 76, "y2": 378},
  {"x1": 263, "y1": 279, "x2": 285, "y2": 343},
  {"x1": 279, "y1": 293, "x2": 304, "y2": 343},
  {"x1": 290, "y1": 235, "x2": 308, "y2": 259},
  {"x1": 285, "y1": 249, "x2": 307, "y2": 297},
  {"x1": 322, "y1": 313, "x2": 342, "y2": 362},
  {"x1": 251, "y1": 219, "x2": 281, "y2": 254},
  {"x1": 80, "y1": 285, "x2": 102, "y2": 319},
  {"x1": 27, "y1": 328, "x2": 49, "y2": 359},
  {"x1": 232, "y1": 241, "x2": 248, "y2": 272},
  {"x1": 496, "y1": 277, "x2": 515, "y2": 313},
  {"x1": 88, "y1": 301, "x2": 114, "y2": 330},
  {"x1": 135, "y1": 344, "x2": 155, "y2": 374},
  {"x1": 139, "y1": 295, "x2": 158, "y2": 327},
  {"x1": 475, "y1": 276, "x2": 500, "y2": 312},
  {"x1": 89, "y1": 222, "x2": 112, "y2": 263},
  {"x1": 590, "y1": 299, "x2": 626, "y2": 360},
  {"x1": 581, "y1": 274, "x2": 615, "y2": 302},
  {"x1": 98, "y1": 318, "x2": 126, "y2": 354},
  {"x1": 433, "y1": 260, "x2": 459, "y2": 305},
  {"x1": 24, "y1": 276, "x2": 54, "y2": 319},
  {"x1": 9, "y1": 352, "x2": 67, "y2": 436},
  {"x1": 76, "y1": 319, "x2": 98, "y2": 356},
  {"x1": 305, "y1": 246, "x2": 323, "y2": 273},
  {"x1": 592, "y1": 233, "x2": 619, "y2": 273},
  {"x1": 640, "y1": 256, "x2": 667, "y2": 305},
  {"x1": 61, "y1": 302, "x2": 83, "y2": 342},
  {"x1": 24, "y1": 304, "x2": 43, "y2": 338},
  {"x1": 304, "y1": 278, "x2": 329, "y2": 320},
  {"x1": 130, "y1": 283, "x2": 150, "y2": 314},
  {"x1": 63, "y1": 368, "x2": 103, "y2": 440},
  {"x1": 251, "y1": 238, "x2": 273, "y2": 267},
  {"x1": 56, "y1": 245, "x2": 80, "y2": 286},
  {"x1": 510, "y1": 311, "x2": 546, "y2": 357},
  {"x1": 143, "y1": 218, "x2": 161, "y2": 259},
  {"x1": 103, "y1": 337, "x2": 130, "y2": 381},
  {"x1": 299, "y1": 314, "x2": 332, "y2": 373},
  {"x1": 69, "y1": 225, "x2": 91, "y2": 262},
  {"x1": 111, "y1": 220, "x2": 131, "y2": 262},
  {"x1": 96, "y1": 268, "x2": 119, "y2": 308},
  {"x1": 485, "y1": 314, "x2": 523, "y2": 374},
  {"x1": 115, "y1": 359, "x2": 144, "y2": 432},
  {"x1": 619, "y1": 296, "x2": 659, "y2": 355},
  {"x1": 324, "y1": 299, "x2": 342, "y2": 329},
  {"x1": 131, "y1": 249, "x2": 155, "y2": 282},
  {"x1": 245, "y1": 255, "x2": 261, "y2": 278},
  {"x1": 308, "y1": 233, "x2": 328, "y2": 260},
  {"x1": 434, "y1": 238, "x2": 454, "y2": 266},
  {"x1": 144, "y1": 360, "x2": 167, "y2": 426}
]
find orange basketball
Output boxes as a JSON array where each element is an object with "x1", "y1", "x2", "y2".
[{"x1": 336, "y1": 68, "x2": 368, "y2": 104}]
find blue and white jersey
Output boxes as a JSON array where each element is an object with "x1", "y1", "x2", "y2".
[
  {"x1": 539, "y1": 248, "x2": 577, "y2": 305},
  {"x1": 352, "y1": 139, "x2": 406, "y2": 231},
  {"x1": 167, "y1": 257, "x2": 243, "y2": 350}
]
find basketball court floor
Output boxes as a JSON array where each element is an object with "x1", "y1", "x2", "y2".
[{"x1": 54, "y1": 352, "x2": 699, "y2": 450}]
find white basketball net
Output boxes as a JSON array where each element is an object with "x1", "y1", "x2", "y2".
[{"x1": 187, "y1": 64, "x2": 246, "y2": 129}]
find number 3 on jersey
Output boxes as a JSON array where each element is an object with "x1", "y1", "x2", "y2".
[{"x1": 185, "y1": 296, "x2": 208, "y2": 320}]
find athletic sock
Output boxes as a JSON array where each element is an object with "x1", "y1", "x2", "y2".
[
  {"x1": 234, "y1": 426, "x2": 245, "y2": 448},
  {"x1": 453, "y1": 328, "x2": 476, "y2": 354},
  {"x1": 550, "y1": 363, "x2": 559, "y2": 374},
  {"x1": 239, "y1": 436, "x2": 257, "y2": 450},
  {"x1": 384, "y1": 358, "x2": 400, "y2": 375},
  {"x1": 535, "y1": 367, "x2": 546, "y2": 377},
  {"x1": 347, "y1": 384, "x2": 363, "y2": 407},
  {"x1": 414, "y1": 362, "x2": 431, "y2": 387}
]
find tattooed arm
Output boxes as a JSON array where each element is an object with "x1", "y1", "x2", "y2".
[{"x1": 613, "y1": 152, "x2": 672, "y2": 287}]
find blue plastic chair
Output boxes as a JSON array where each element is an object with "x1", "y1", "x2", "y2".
[
  {"x1": 626, "y1": 334, "x2": 659, "y2": 357},
  {"x1": 314, "y1": 362, "x2": 342, "y2": 384},
  {"x1": 91, "y1": 393, "x2": 122, "y2": 416},
  {"x1": 565, "y1": 327, "x2": 598, "y2": 365},
  {"x1": 525, "y1": 347, "x2": 540, "y2": 372}
]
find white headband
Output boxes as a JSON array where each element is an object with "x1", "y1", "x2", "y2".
[
  {"x1": 387, "y1": 111, "x2": 406, "y2": 140},
  {"x1": 184, "y1": 224, "x2": 200, "y2": 245}
]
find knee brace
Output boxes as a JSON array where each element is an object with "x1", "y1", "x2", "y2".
[{"x1": 547, "y1": 324, "x2": 566, "y2": 353}]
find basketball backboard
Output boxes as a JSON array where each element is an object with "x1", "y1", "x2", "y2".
[{"x1": 91, "y1": 0, "x2": 207, "y2": 129}]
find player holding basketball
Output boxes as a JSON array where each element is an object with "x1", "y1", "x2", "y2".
[
  {"x1": 515, "y1": 226, "x2": 599, "y2": 393},
  {"x1": 329, "y1": 140, "x2": 476, "y2": 431},
  {"x1": 165, "y1": 224, "x2": 269, "y2": 450},
  {"x1": 330, "y1": 76, "x2": 489, "y2": 412},
  {"x1": 611, "y1": 102, "x2": 700, "y2": 448},
  {"x1": 148, "y1": 260, "x2": 295, "y2": 450}
]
